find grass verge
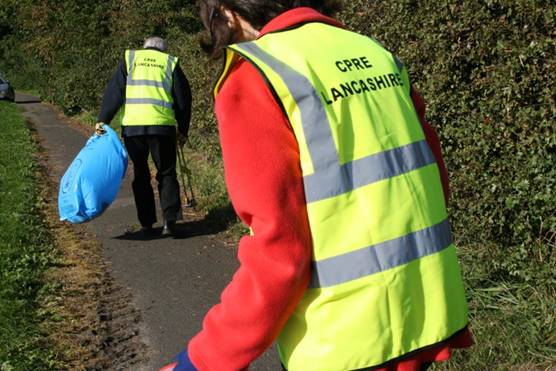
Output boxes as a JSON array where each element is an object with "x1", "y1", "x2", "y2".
[
  {"x1": 0, "y1": 99, "x2": 146, "y2": 370},
  {"x1": 0, "y1": 101, "x2": 59, "y2": 369},
  {"x1": 434, "y1": 241, "x2": 555, "y2": 370}
]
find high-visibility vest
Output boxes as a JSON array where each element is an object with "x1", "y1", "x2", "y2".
[
  {"x1": 215, "y1": 22, "x2": 469, "y2": 371},
  {"x1": 122, "y1": 49, "x2": 178, "y2": 126}
]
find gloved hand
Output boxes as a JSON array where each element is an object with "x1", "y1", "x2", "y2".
[
  {"x1": 177, "y1": 132, "x2": 187, "y2": 147},
  {"x1": 160, "y1": 350, "x2": 197, "y2": 371},
  {"x1": 95, "y1": 122, "x2": 106, "y2": 135}
]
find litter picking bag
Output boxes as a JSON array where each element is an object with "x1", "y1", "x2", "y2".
[{"x1": 58, "y1": 126, "x2": 127, "y2": 223}]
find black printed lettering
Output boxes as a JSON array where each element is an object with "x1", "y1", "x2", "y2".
[
  {"x1": 367, "y1": 78, "x2": 377, "y2": 91},
  {"x1": 359, "y1": 79, "x2": 370, "y2": 92},
  {"x1": 321, "y1": 91, "x2": 333, "y2": 105},
  {"x1": 361, "y1": 56, "x2": 372, "y2": 68},
  {"x1": 340, "y1": 82, "x2": 354, "y2": 96},
  {"x1": 396, "y1": 73, "x2": 403, "y2": 86},
  {"x1": 374, "y1": 75, "x2": 386, "y2": 89},
  {"x1": 388, "y1": 73, "x2": 398, "y2": 86},
  {"x1": 324, "y1": 68, "x2": 403, "y2": 105},
  {"x1": 331, "y1": 87, "x2": 344, "y2": 102},
  {"x1": 351, "y1": 80, "x2": 362, "y2": 94},
  {"x1": 351, "y1": 58, "x2": 363, "y2": 70},
  {"x1": 384, "y1": 74, "x2": 392, "y2": 87},
  {"x1": 336, "y1": 61, "x2": 347, "y2": 72}
]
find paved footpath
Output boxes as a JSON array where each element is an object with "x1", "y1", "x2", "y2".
[{"x1": 16, "y1": 92, "x2": 280, "y2": 370}]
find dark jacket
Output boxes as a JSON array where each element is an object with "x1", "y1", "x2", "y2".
[{"x1": 98, "y1": 48, "x2": 192, "y2": 137}]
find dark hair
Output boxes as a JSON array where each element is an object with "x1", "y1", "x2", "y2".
[{"x1": 198, "y1": 0, "x2": 341, "y2": 58}]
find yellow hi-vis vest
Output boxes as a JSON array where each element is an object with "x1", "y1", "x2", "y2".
[
  {"x1": 215, "y1": 22, "x2": 469, "y2": 371},
  {"x1": 122, "y1": 49, "x2": 178, "y2": 126}
]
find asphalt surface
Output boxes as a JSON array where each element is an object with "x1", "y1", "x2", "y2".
[{"x1": 16, "y1": 92, "x2": 280, "y2": 370}]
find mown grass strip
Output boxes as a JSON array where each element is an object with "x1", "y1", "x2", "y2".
[{"x1": 0, "y1": 101, "x2": 59, "y2": 370}]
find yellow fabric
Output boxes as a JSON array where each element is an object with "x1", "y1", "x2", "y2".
[
  {"x1": 218, "y1": 22, "x2": 468, "y2": 371},
  {"x1": 122, "y1": 49, "x2": 178, "y2": 126},
  {"x1": 308, "y1": 164, "x2": 448, "y2": 259},
  {"x1": 278, "y1": 247, "x2": 468, "y2": 370}
]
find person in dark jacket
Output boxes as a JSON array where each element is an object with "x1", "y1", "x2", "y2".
[{"x1": 97, "y1": 36, "x2": 192, "y2": 237}]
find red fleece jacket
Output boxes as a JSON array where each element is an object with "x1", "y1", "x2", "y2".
[{"x1": 188, "y1": 8, "x2": 472, "y2": 371}]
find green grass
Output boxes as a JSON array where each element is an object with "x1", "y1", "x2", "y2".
[
  {"x1": 431, "y1": 240, "x2": 556, "y2": 370},
  {"x1": 176, "y1": 146, "x2": 245, "y2": 236},
  {"x1": 0, "y1": 101, "x2": 59, "y2": 370},
  {"x1": 435, "y1": 284, "x2": 555, "y2": 370}
]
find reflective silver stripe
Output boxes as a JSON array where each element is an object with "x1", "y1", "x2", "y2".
[
  {"x1": 125, "y1": 98, "x2": 173, "y2": 109},
  {"x1": 127, "y1": 49, "x2": 135, "y2": 75},
  {"x1": 237, "y1": 43, "x2": 339, "y2": 172},
  {"x1": 127, "y1": 79, "x2": 165, "y2": 88},
  {"x1": 303, "y1": 140, "x2": 435, "y2": 203},
  {"x1": 310, "y1": 219, "x2": 453, "y2": 288},
  {"x1": 236, "y1": 42, "x2": 432, "y2": 203},
  {"x1": 163, "y1": 55, "x2": 175, "y2": 92},
  {"x1": 394, "y1": 55, "x2": 404, "y2": 73},
  {"x1": 126, "y1": 51, "x2": 173, "y2": 93}
]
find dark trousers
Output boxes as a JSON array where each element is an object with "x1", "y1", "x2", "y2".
[{"x1": 124, "y1": 135, "x2": 181, "y2": 227}]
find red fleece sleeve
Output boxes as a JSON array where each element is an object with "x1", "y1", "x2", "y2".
[
  {"x1": 411, "y1": 89, "x2": 451, "y2": 204},
  {"x1": 188, "y1": 61, "x2": 312, "y2": 371}
]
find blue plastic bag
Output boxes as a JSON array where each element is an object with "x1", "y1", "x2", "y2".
[{"x1": 58, "y1": 126, "x2": 128, "y2": 223}]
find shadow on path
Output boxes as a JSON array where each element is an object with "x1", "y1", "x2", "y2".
[
  {"x1": 113, "y1": 228, "x2": 168, "y2": 241},
  {"x1": 113, "y1": 203, "x2": 238, "y2": 242},
  {"x1": 200, "y1": 203, "x2": 240, "y2": 234}
]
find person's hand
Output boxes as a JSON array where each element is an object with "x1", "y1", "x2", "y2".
[
  {"x1": 177, "y1": 132, "x2": 187, "y2": 147},
  {"x1": 160, "y1": 350, "x2": 196, "y2": 371},
  {"x1": 159, "y1": 362, "x2": 178, "y2": 371},
  {"x1": 95, "y1": 122, "x2": 106, "y2": 135}
]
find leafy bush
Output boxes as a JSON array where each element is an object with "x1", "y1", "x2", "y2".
[
  {"x1": 341, "y1": 0, "x2": 556, "y2": 282},
  {"x1": 340, "y1": 2, "x2": 555, "y2": 368}
]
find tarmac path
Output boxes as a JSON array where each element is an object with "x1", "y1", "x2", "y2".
[{"x1": 16, "y1": 92, "x2": 280, "y2": 370}]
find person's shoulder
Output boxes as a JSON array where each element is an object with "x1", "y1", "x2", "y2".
[
  {"x1": 216, "y1": 58, "x2": 282, "y2": 120},
  {"x1": 219, "y1": 59, "x2": 266, "y2": 98}
]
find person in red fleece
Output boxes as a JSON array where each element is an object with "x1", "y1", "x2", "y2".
[{"x1": 163, "y1": 1, "x2": 473, "y2": 370}]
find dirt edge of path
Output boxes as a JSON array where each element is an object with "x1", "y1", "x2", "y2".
[{"x1": 28, "y1": 117, "x2": 150, "y2": 370}]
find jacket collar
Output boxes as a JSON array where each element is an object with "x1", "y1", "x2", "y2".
[{"x1": 258, "y1": 7, "x2": 344, "y2": 37}]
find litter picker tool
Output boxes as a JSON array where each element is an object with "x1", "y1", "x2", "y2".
[{"x1": 177, "y1": 145, "x2": 196, "y2": 208}]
